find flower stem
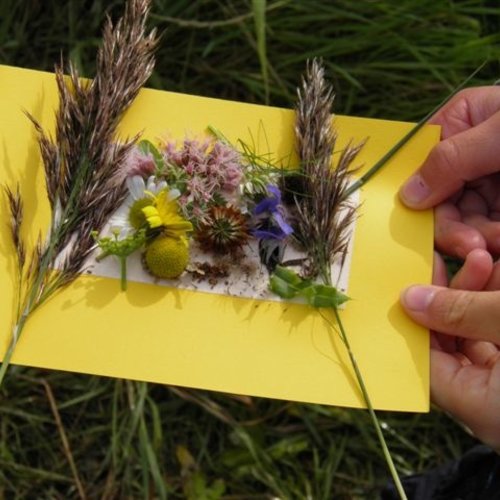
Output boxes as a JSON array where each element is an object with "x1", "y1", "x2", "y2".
[
  {"x1": 1, "y1": 235, "x2": 58, "y2": 386},
  {"x1": 343, "y1": 61, "x2": 486, "y2": 199},
  {"x1": 332, "y1": 307, "x2": 408, "y2": 500},
  {"x1": 120, "y1": 257, "x2": 128, "y2": 291},
  {"x1": 0, "y1": 311, "x2": 29, "y2": 387}
]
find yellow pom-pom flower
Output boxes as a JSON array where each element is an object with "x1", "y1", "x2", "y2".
[{"x1": 144, "y1": 236, "x2": 189, "y2": 279}]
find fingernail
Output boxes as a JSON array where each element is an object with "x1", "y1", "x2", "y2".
[
  {"x1": 400, "y1": 174, "x2": 431, "y2": 206},
  {"x1": 401, "y1": 286, "x2": 436, "y2": 312}
]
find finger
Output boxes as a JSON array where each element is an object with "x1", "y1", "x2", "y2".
[
  {"x1": 432, "y1": 251, "x2": 448, "y2": 286},
  {"x1": 460, "y1": 339, "x2": 500, "y2": 367},
  {"x1": 431, "y1": 250, "x2": 494, "y2": 353},
  {"x1": 399, "y1": 111, "x2": 500, "y2": 209},
  {"x1": 449, "y1": 248, "x2": 493, "y2": 291},
  {"x1": 431, "y1": 252, "x2": 456, "y2": 352},
  {"x1": 430, "y1": 331, "x2": 444, "y2": 350},
  {"x1": 462, "y1": 214, "x2": 500, "y2": 255},
  {"x1": 457, "y1": 189, "x2": 488, "y2": 216},
  {"x1": 429, "y1": 349, "x2": 500, "y2": 449},
  {"x1": 434, "y1": 203, "x2": 486, "y2": 258},
  {"x1": 429, "y1": 86, "x2": 500, "y2": 138},
  {"x1": 485, "y1": 260, "x2": 500, "y2": 291},
  {"x1": 433, "y1": 249, "x2": 492, "y2": 353},
  {"x1": 431, "y1": 254, "x2": 458, "y2": 352},
  {"x1": 400, "y1": 285, "x2": 500, "y2": 343},
  {"x1": 464, "y1": 174, "x2": 500, "y2": 212},
  {"x1": 433, "y1": 332, "x2": 458, "y2": 354}
]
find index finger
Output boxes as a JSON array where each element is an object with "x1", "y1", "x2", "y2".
[
  {"x1": 401, "y1": 285, "x2": 500, "y2": 344},
  {"x1": 429, "y1": 86, "x2": 500, "y2": 139},
  {"x1": 399, "y1": 111, "x2": 500, "y2": 209}
]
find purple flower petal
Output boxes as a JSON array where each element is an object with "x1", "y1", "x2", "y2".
[
  {"x1": 266, "y1": 184, "x2": 281, "y2": 201},
  {"x1": 254, "y1": 196, "x2": 278, "y2": 215},
  {"x1": 254, "y1": 184, "x2": 283, "y2": 215},
  {"x1": 273, "y1": 213, "x2": 294, "y2": 236},
  {"x1": 253, "y1": 227, "x2": 283, "y2": 240}
]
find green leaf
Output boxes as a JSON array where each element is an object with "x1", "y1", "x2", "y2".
[
  {"x1": 269, "y1": 266, "x2": 349, "y2": 307},
  {"x1": 252, "y1": 0, "x2": 269, "y2": 104},
  {"x1": 344, "y1": 61, "x2": 487, "y2": 198},
  {"x1": 302, "y1": 284, "x2": 350, "y2": 308},
  {"x1": 269, "y1": 274, "x2": 299, "y2": 299},
  {"x1": 272, "y1": 265, "x2": 307, "y2": 288},
  {"x1": 206, "y1": 125, "x2": 229, "y2": 143}
]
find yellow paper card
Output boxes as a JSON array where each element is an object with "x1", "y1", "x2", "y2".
[{"x1": 0, "y1": 65, "x2": 437, "y2": 411}]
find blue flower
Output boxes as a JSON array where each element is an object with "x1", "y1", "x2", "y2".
[
  {"x1": 252, "y1": 185, "x2": 293, "y2": 241},
  {"x1": 254, "y1": 185, "x2": 282, "y2": 215}
]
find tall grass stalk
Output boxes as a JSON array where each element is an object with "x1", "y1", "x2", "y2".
[
  {"x1": 332, "y1": 308, "x2": 408, "y2": 499},
  {"x1": 290, "y1": 58, "x2": 411, "y2": 497},
  {"x1": 252, "y1": 0, "x2": 269, "y2": 104}
]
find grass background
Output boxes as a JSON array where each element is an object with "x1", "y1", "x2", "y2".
[{"x1": 1, "y1": 0, "x2": 499, "y2": 498}]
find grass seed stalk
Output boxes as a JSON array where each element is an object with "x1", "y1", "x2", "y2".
[
  {"x1": 293, "y1": 58, "x2": 408, "y2": 499},
  {"x1": 1, "y1": 0, "x2": 158, "y2": 386}
]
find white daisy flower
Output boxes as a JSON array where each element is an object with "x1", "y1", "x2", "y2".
[
  {"x1": 107, "y1": 176, "x2": 182, "y2": 237},
  {"x1": 126, "y1": 175, "x2": 168, "y2": 200}
]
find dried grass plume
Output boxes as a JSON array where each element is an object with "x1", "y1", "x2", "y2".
[
  {"x1": 2, "y1": 0, "x2": 158, "y2": 385},
  {"x1": 293, "y1": 58, "x2": 365, "y2": 284}
]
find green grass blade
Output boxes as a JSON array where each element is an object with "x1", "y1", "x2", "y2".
[
  {"x1": 344, "y1": 61, "x2": 487, "y2": 198},
  {"x1": 252, "y1": 0, "x2": 269, "y2": 104}
]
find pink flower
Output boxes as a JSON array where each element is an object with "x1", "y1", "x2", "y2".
[
  {"x1": 222, "y1": 164, "x2": 243, "y2": 192},
  {"x1": 121, "y1": 147, "x2": 156, "y2": 179},
  {"x1": 207, "y1": 142, "x2": 243, "y2": 192},
  {"x1": 187, "y1": 176, "x2": 213, "y2": 204},
  {"x1": 162, "y1": 137, "x2": 244, "y2": 208}
]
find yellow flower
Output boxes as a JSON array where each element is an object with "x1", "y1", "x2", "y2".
[
  {"x1": 141, "y1": 189, "x2": 193, "y2": 240},
  {"x1": 144, "y1": 236, "x2": 189, "y2": 279}
]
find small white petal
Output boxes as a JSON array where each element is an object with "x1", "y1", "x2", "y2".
[
  {"x1": 167, "y1": 188, "x2": 181, "y2": 201},
  {"x1": 107, "y1": 201, "x2": 134, "y2": 239},
  {"x1": 146, "y1": 176, "x2": 157, "y2": 192},
  {"x1": 127, "y1": 176, "x2": 146, "y2": 200},
  {"x1": 156, "y1": 180, "x2": 168, "y2": 192},
  {"x1": 110, "y1": 212, "x2": 128, "y2": 227}
]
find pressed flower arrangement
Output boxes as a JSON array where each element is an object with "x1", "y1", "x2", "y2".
[{"x1": 93, "y1": 134, "x2": 324, "y2": 296}]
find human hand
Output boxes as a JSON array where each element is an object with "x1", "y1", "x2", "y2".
[
  {"x1": 399, "y1": 86, "x2": 500, "y2": 258},
  {"x1": 400, "y1": 249, "x2": 500, "y2": 450},
  {"x1": 398, "y1": 87, "x2": 500, "y2": 449}
]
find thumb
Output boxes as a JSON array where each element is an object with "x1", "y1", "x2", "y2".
[
  {"x1": 399, "y1": 111, "x2": 500, "y2": 209},
  {"x1": 400, "y1": 285, "x2": 500, "y2": 344}
]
